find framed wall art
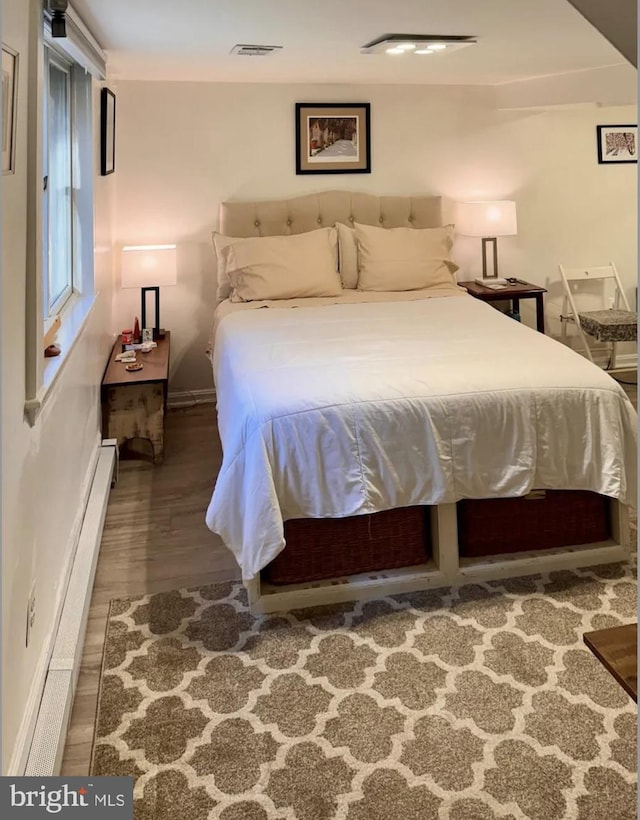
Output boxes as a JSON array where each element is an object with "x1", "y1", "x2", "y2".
[
  {"x1": 596, "y1": 124, "x2": 637, "y2": 164},
  {"x1": 2, "y1": 44, "x2": 19, "y2": 175},
  {"x1": 295, "y1": 102, "x2": 371, "y2": 175},
  {"x1": 100, "y1": 87, "x2": 116, "y2": 175}
]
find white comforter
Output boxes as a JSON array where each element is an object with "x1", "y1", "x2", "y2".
[{"x1": 206, "y1": 293, "x2": 637, "y2": 580}]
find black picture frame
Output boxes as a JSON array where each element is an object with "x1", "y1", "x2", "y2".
[
  {"x1": 100, "y1": 87, "x2": 116, "y2": 175},
  {"x1": 596, "y1": 124, "x2": 637, "y2": 164},
  {"x1": 295, "y1": 102, "x2": 371, "y2": 175},
  {"x1": 2, "y1": 44, "x2": 19, "y2": 175}
]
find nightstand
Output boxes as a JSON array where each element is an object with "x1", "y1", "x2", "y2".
[
  {"x1": 101, "y1": 332, "x2": 170, "y2": 463},
  {"x1": 458, "y1": 280, "x2": 547, "y2": 333}
]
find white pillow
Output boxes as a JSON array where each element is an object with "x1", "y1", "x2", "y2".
[
  {"x1": 212, "y1": 232, "x2": 242, "y2": 302},
  {"x1": 336, "y1": 222, "x2": 358, "y2": 289},
  {"x1": 225, "y1": 227, "x2": 343, "y2": 302},
  {"x1": 354, "y1": 222, "x2": 459, "y2": 292}
]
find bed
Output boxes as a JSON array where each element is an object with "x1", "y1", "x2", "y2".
[{"x1": 206, "y1": 191, "x2": 636, "y2": 613}]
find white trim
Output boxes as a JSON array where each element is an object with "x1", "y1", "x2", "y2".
[
  {"x1": 246, "y1": 500, "x2": 631, "y2": 614},
  {"x1": 608, "y1": 352, "x2": 637, "y2": 369},
  {"x1": 25, "y1": 292, "x2": 98, "y2": 426},
  {"x1": 44, "y1": 3, "x2": 107, "y2": 80},
  {"x1": 167, "y1": 388, "x2": 216, "y2": 409},
  {"x1": 5, "y1": 633, "x2": 52, "y2": 778},
  {"x1": 65, "y1": 4, "x2": 107, "y2": 64},
  {"x1": 43, "y1": 49, "x2": 74, "y2": 318},
  {"x1": 6, "y1": 434, "x2": 106, "y2": 776}
]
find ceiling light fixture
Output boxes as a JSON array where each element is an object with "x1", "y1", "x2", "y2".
[
  {"x1": 230, "y1": 44, "x2": 283, "y2": 56},
  {"x1": 361, "y1": 34, "x2": 477, "y2": 56}
]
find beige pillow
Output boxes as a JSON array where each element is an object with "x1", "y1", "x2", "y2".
[
  {"x1": 336, "y1": 222, "x2": 358, "y2": 289},
  {"x1": 212, "y1": 232, "x2": 242, "y2": 302},
  {"x1": 225, "y1": 227, "x2": 343, "y2": 302},
  {"x1": 355, "y1": 222, "x2": 459, "y2": 292}
]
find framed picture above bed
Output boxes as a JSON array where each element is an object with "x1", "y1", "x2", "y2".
[
  {"x1": 596, "y1": 124, "x2": 637, "y2": 164},
  {"x1": 295, "y1": 102, "x2": 371, "y2": 174}
]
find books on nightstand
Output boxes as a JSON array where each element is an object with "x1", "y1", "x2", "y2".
[{"x1": 475, "y1": 277, "x2": 508, "y2": 289}]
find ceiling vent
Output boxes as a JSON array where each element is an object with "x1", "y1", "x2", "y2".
[
  {"x1": 230, "y1": 44, "x2": 283, "y2": 56},
  {"x1": 361, "y1": 34, "x2": 476, "y2": 55}
]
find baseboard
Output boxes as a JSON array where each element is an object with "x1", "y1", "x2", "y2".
[
  {"x1": 6, "y1": 633, "x2": 52, "y2": 777},
  {"x1": 610, "y1": 353, "x2": 637, "y2": 369},
  {"x1": 12, "y1": 440, "x2": 117, "y2": 777},
  {"x1": 167, "y1": 388, "x2": 216, "y2": 409},
  {"x1": 551, "y1": 338, "x2": 637, "y2": 371},
  {"x1": 6, "y1": 433, "x2": 102, "y2": 777}
]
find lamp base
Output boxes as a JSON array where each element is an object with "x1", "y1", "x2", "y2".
[
  {"x1": 474, "y1": 277, "x2": 507, "y2": 288},
  {"x1": 155, "y1": 328, "x2": 167, "y2": 340},
  {"x1": 481, "y1": 237, "x2": 499, "y2": 278},
  {"x1": 141, "y1": 286, "x2": 161, "y2": 341}
]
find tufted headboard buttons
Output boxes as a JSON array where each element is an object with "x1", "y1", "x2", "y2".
[{"x1": 220, "y1": 191, "x2": 443, "y2": 237}]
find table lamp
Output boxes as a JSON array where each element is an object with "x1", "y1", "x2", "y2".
[
  {"x1": 455, "y1": 201, "x2": 517, "y2": 280},
  {"x1": 121, "y1": 244, "x2": 177, "y2": 339}
]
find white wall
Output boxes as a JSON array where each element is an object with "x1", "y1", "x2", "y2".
[
  {"x1": 1, "y1": 0, "x2": 115, "y2": 773},
  {"x1": 112, "y1": 80, "x2": 636, "y2": 391}
]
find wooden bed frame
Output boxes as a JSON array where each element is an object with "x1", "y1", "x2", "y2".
[
  {"x1": 246, "y1": 500, "x2": 631, "y2": 613},
  {"x1": 217, "y1": 191, "x2": 634, "y2": 614}
]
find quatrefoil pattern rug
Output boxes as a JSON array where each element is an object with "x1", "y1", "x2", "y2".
[{"x1": 92, "y1": 562, "x2": 637, "y2": 820}]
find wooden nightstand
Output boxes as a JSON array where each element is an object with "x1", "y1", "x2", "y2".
[
  {"x1": 101, "y1": 333, "x2": 170, "y2": 463},
  {"x1": 458, "y1": 279, "x2": 547, "y2": 333}
]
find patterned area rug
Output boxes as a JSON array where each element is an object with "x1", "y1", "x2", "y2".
[{"x1": 92, "y1": 562, "x2": 637, "y2": 819}]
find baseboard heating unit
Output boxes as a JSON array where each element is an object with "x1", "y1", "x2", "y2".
[{"x1": 23, "y1": 439, "x2": 118, "y2": 776}]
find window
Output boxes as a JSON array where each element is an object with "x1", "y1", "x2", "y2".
[
  {"x1": 43, "y1": 48, "x2": 74, "y2": 317},
  {"x1": 25, "y1": 7, "x2": 107, "y2": 423}
]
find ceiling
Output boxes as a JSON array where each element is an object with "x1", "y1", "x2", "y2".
[{"x1": 73, "y1": 0, "x2": 630, "y2": 86}]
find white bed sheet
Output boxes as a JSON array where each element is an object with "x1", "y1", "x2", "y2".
[{"x1": 206, "y1": 292, "x2": 637, "y2": 581}]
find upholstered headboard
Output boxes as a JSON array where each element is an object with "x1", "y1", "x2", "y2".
[{"x1": 219, "y1": 191, "x2": 443, "y2": 237}]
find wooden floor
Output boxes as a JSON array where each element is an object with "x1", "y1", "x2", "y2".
[
  {"x1": 60, "y1": 371, "x2": 638, "y2": 775},
  {"x1": 615, "y1": 369, "x2": 637, "y2": 407},
  {"x1": 61, "y1": 405, "x2": 239, "y2": 775}
]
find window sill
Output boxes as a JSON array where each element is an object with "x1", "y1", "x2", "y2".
[{"x1": 24, "y1": 292, "x2": 98, "y2": 427}]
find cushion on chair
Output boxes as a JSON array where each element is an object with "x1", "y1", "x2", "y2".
[{"x1": 578, "y1": 309, "x2": 637, "y2": 342}]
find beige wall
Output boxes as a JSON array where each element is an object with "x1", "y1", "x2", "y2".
[
  {"x1": 1, "y1": 0, "x2": 115, "y2": 773},
  {"x1": 112, "y1": 81, "x2": 637, "y2": 391}
]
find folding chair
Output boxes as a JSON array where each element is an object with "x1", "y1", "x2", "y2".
[{"x1": 559, "y1": 263, "x2": 637, "y2": 371}]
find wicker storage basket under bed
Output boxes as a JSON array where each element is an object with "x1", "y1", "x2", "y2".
[
  {"x1": 457, "y1": 490, "x2": 611, "y2": 557},
  {"x1": 263, "y1": 505, "x2": 430, "y2": 585}
]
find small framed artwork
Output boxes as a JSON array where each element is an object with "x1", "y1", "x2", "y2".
[
  {"x1": 596, "y1": 124, "x2": 637, "y2": 164},
  {"x1": 100, "y1": 87, "x2": 116, "y2": 175},
  {"x1": 295, "y1": 102, "x2": 371, "y2": 174},
  {"x1": 2, "y1": 45, "x2": 19, "y2": 175}
]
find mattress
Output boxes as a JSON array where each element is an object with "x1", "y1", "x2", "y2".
[{"x1": 206, "y1": 292, "x2": 637, "y2": 581}]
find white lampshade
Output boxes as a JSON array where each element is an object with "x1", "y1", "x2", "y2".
[
  {"x1": 121, "y1": 244, "x2": 177, "y2": 288},
  {"x1": 455, "y1": 201, "x2": 518, "y2": 238}
]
